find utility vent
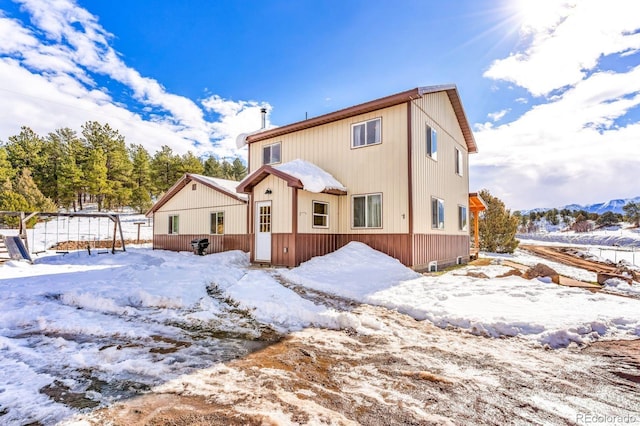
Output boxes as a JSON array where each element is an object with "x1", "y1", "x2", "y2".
[
  {"x1": 428, "y1": 261, "x2": 438, "y2": 272},
  {"x1": 456, "y1": 256, "x2": 463, "y2": 265}
]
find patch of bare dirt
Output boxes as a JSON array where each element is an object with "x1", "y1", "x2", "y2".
[
  {"x1": 519, "y1": 244, "x2": 619, "y2": 274},
  {"x1": 76, "y1": 306, "x2": 640, "y2": 426}
]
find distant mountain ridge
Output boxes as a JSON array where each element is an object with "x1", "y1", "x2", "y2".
[{"x1": 523, "y1": 196, "x2": 640, "y2": 215}]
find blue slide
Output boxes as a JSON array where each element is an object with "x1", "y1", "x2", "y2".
[{"x1": 4, "y1": 236, "x2": 33, "y2": 263}]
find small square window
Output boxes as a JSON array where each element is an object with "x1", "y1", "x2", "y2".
[
  {"x1": 312, "y1": 201, "x2": 329, "y2": 228},
  {"x1": 353, "y1": 193, "x2": 382, "y2": 228},
  {"x1": 263, "y1": 142, "x2": 281, "y2": 165},
  {"x1": 192, "y1": 183, "x2": 197, "y2": 190},
  {"x1": 352, "y1": 118, "x2": 381, "y2": 148}
]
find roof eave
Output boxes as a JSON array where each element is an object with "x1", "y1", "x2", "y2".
[{"x1": 245, "y1": 85, "x2": 477, "y2": 154}]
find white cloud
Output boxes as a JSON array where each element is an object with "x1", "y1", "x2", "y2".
[
  {"x1": 484, "y1": 0, "x2": 640, "y2": 97},
  {"x1": 487, "y1": 109, "x2": 509, "y2": 122},
  {"x1": 474, "y1": 0, "x2": 640, "y2": 210},
  {"x1": 0, "y1": 0, "x2": 269, "y2": 159}
]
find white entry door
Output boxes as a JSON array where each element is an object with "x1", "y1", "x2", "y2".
[{"x1": 255, "y1": 201, "x2": 272, "y2": 262}]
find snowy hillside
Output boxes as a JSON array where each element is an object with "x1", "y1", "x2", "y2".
[{"x1": 524, "y1": 195, "x2": 640, "y2": 214}]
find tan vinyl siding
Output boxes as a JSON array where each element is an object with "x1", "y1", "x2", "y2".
[
  {"x1": 411, "y1": 91, "x2": 470, "y2": 234},
  {"x1": 154, "y1": 183, "x2": 247, "y2": 235},
  {"x1": 297, "y1": 192, "x2": 340, "y2": 234},
  {"x1": 249, "y1": 104, "x2": 409, "y2": 234},
  {"x1": 252, "y1": 175, "x2": 292, "y2": 233}
]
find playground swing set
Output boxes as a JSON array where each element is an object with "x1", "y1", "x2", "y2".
[{"x1": 0, "y1": 211, "x2": 126, "y2": 264}]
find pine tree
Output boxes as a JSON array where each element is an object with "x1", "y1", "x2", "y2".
[
  {"x1": 203, "y1": 156, "x2": 222, "y2": 177},
  {"x1": 623, "y1": 202, "x2": 640, "y2": 227},
  {"x1": 0, "y1": 180, "x2": 30, "y2": 227},
  {"x1": 476, "y1": 189, "x2": 519, "y2": 253},
  {"x1": 178, "y1": 151, "x2": 204, "y2": 175},
  {"x1": 230, "y1": 157, "x2": 247, "y2": 180},
  {"x1": 85, "y1": 148, "x2": 108, "y2": 211},
  {"x1": 129, "y1": 144, "x2": 153, "y2": 213},
  {"x1": 221, "y1": 160, "x2": 233, "y2": 179},
  {"x1": 151, "y1": 145, "x2": 181, "y2": 195},
  {"x1": 15, "y1": 168, "x2": 56, "y2": 212},
  {"x1": 5, "y1": 126, "x2": 44, "y2": 174},
  {"x1": 82, "y1": 121, "x2": 133, "y2": 210},
  {"x1": 0, "y1": 146, "x2": 14, "y2": 183}
]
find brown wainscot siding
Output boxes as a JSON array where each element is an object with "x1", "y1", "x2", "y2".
[
  {"x1": 153, "y1": 234, "x2": 250, "y2": 254},
  {"x1": 251, "y1": 233, "x2": 468, "y2": 270},
  {"x1": 412, "y1": 234, "x2": 470, "y2": 270}
]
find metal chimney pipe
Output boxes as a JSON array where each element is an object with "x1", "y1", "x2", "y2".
[{"x1": 260, "y1": 107, "x2": 267, "y2": 129}]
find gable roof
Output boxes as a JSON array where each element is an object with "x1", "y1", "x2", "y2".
[
  {"x1": 244, "y1": 84, "x2": 477, "y2": 153},
  {"x1": 237, "y1": 159, "x2": 347, "y2": 195},
  {"x1": 146, "y1": 173, "x2": 247, "y2": 216}
]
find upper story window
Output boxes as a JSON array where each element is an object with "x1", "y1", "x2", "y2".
[
  {"x1": 458, "y1": 205, "x2": 468, "y2": 231},
  {"x1": 263, "y1": 142, "x2": 281, "y2": 165},
  {"x1": 312, "y1": 201, "x2": 329, "y2": 228},
  {"x1": 455, "y1": 147, "x2": 463, "y2": 176},
  {"x1": 352, "y1": 118, "x2": 381, "y2": 148},
  {"x1": 353, "y1": 193, "x2": 382, "y2": 228},
  {"x1": 210, "y1": 211, "x2": 224, "y2": 234},
  {"x1": 168, "y1": 215, "x2": 179, "y2": 235},
  {"x1": 426, "y1": 125, "x2": 437, "y2": 160},
  {"x1": 192, "y1": 184, "x2": 197, "y2": 190},
  {"x1": 431, "y1": 197, "x2": 444, "y2": 229}
]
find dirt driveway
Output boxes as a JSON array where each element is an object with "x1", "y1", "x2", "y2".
[{"x1": 73, "y1": 304, "x2": 640, "y2": 425}]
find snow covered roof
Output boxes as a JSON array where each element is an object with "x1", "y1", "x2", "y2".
[
  {"x1": 190, "y1": 174, "x2": 247, "y2": 199},
  {"x1": 146, "y1": 173, "x2": 247, "y2": 216},
  {"x1": 237, "y1": 159, "x2": 347, "y2": 195}
]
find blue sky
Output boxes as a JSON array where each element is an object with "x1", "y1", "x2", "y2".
[{"x1": 1, "y1": 0, "x2": 639, "y2": 210}]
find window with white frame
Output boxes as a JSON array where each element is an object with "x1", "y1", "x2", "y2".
[
  {"x1": 426, "y1": 125, "x2": 437, "y2": 160},
  {"x1": 262, "y1": 142, "x2": 281, "y2": 165},
  {"x1": 458, "y1": 205, "x2": 468, "y2": 231},
  {"x1": 210, "y1": 211, "x2": 224, "y2": 234},
  {"x1": 352, "y1": 118, "x2": 381, "y2": 148},
  {"x1": 431, "y1": 197, "x2": 444, "y2": 229},
  {"x1": 312, "y1": 201, "x2": 329, "y2": 228},
  {"x1": 455, "y1": 147, "x2": 463, "y2": 176},
  {"x1": 168, "y1": 215, "x2": 179, "y2": 234},
  {"x1": 353, "y1": 193, "x2": 382, "y2": 228}
]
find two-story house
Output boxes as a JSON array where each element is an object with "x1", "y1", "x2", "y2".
[
  {"x1": 236, "y1": 84, "x2": 480, "y2": 270},
  {"x1": 147, "y1": 84, "x2": 483, "y2": 270}
]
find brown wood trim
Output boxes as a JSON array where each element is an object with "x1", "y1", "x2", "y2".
[
  {"x1": 256, "y1": 233, "x2": 468, "y2": 269},
  {"x1": 153, "y1": 234, "x2": 250, "y2": 254},
  {"x1": 147, "y1": 173, "x2": 246, "y2": 216},
  {"x1": 291, "y1": 187, "x2": 298, "y2": 267},
  {"x1": 407, "y1": 101, "x2": 413, "y2": 236},
  {"x1": 245, "y1": 85, "x2": 476, "y2": 155},
  {"x1": 247, "y1": 89, "x2": 421, "y2": 143},
  {"x1": 188, "y1": 174, "x2": 247, "y2": 203},
  {"x1": 237, "y1": 165, "x2": 303, "y2": 193},
  {"x1": 411, "y1": 234, "x2": 470, "y2": 270}
]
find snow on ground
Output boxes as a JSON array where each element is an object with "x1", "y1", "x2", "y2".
[
  {"x1": 2, "y1": 211, "x2": 154, "y2": 253},
  {"x1": 518, "y1": 227, "x2": 640, "y2": 260},
  {"x1": 0, "y1": 246, "x2": 359, "y2": 425},
  {"x1": 283, "y1": 242, "x2": 640, "y2": 348},
  {"x1": 2, "y1": 235, "x2": 640, "y2": 424}
]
